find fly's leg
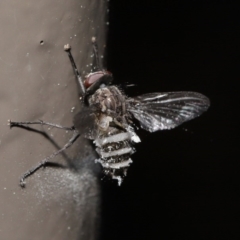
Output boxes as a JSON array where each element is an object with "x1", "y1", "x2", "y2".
[
  {"x1": 113, "y1": 119, "x2": 125, "y2": 130},
  {"x1": 91, "y1": 37, "x2": 101, "y2": 71},
  {"x1": 65, "y1": 39, "x2": 113, "y2": 97},
  {"x1": 8, "y1": 119, "x2": 74, "y2": 131},
  {"x1": 19, "y1": 130, "x2": 80, "y2": 187},
  {"x1": 64, "y1": 39, "x2": 102, "y2": 97},
  {"x1": 64, "y1": 44, "x2": 86, "y2": 99},
  {"x1": 112, "y1": 118, "x2": 128, "y2": 131}
]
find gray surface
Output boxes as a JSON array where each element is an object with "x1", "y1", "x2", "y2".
[{"x1": 0, "y1": 0, "x2": 107, "y2": 239}]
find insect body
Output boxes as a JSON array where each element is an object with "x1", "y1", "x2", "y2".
[
  {"x1": 77, "y1": 85, "x2": 141, "y2": 185},
  {"x1": 9, "y1": 38, "x2": 210, "y2": 187}
]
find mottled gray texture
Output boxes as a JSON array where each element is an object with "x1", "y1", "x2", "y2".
[{"x1": 0, "y1": 0, "x2": 107, "y2": 239}]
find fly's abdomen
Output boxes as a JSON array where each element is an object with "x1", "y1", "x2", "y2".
[{"x1": 93, "y1": 128, "x2": 140, "y2": 186}]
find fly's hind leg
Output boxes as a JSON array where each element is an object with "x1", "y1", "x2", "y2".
[
  {"x1": 8, "y1": 118, "x2": 78, "y2": 187},
  {"x1": 8, "y1": 119, "x2": 74, "y2": 131},
  {"x1": 19, "y1": 130, "x2": 80, "y2": 187}
]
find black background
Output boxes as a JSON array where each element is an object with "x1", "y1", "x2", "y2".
[{"x1": 101, "y1": 1, "x2": 240, "y2": 240}]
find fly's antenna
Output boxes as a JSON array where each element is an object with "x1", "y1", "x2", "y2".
[
  {"x1": 64, "y1": 44, "x2": 86, "y2": 97},
  {"x1": 91, "y1": 37, "x2": 102, "y2": 72}
]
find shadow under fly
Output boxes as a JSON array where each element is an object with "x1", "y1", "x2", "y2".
[{"x1": 9, "y1": 37, "x2": 210, "y2": 187}]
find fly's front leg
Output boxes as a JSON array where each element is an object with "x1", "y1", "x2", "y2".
[
  {"x1": 8, "y1": 119, "x2": 74, "y2": 131},
  {"x1": 19, "y1": 130, "x2": 80, "y2": 187},
  {"x1": 64, "y1": 44, "x2": 86, "y2": 99},
  {"x1": 91, "y1": 37, "x2": 101, "y2": 71}
]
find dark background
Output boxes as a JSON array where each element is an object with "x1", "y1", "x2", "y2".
[{"x1": 101, "y1": 1, "x2": 239, "y2": 240}]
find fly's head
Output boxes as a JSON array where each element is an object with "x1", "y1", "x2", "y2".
[
  {"x1": 84, "y1": 71, "x2": 112, "y2": 89},
  {"x1": 84, "y1": 70, "x2": 113, "y2": 99}
]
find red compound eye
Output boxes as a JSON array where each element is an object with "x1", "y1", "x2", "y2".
[{"x1": 84, "y1": 71, "x2": 112, "y2": 88}]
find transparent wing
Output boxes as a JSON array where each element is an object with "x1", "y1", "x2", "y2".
[
  {"x1": 127, "y1": 92, "x2": 210, "y2": 132},
  {"x1": 73, "y1": 105, "x2": 98, "y2": 139}
]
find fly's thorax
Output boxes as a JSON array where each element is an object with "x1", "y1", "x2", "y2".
[{"x1": 88, "y1": 86, "x2": 126, "y2": 115}]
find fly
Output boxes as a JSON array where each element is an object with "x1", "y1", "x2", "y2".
[{"x1": 9, "y1": 37, "x2": 210, "y2": 187}]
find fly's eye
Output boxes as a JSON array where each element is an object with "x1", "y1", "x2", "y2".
[{"x1": 84, "y1": 71, "x2": 112, "y2": 88}]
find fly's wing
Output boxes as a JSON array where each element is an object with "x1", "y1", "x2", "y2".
[
  {"x1": 73, "y1": 105, "x2": 98, "y2": 139},
  {"x1": 127, "y1": 92, "x2": 210, "y2": 132}
]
